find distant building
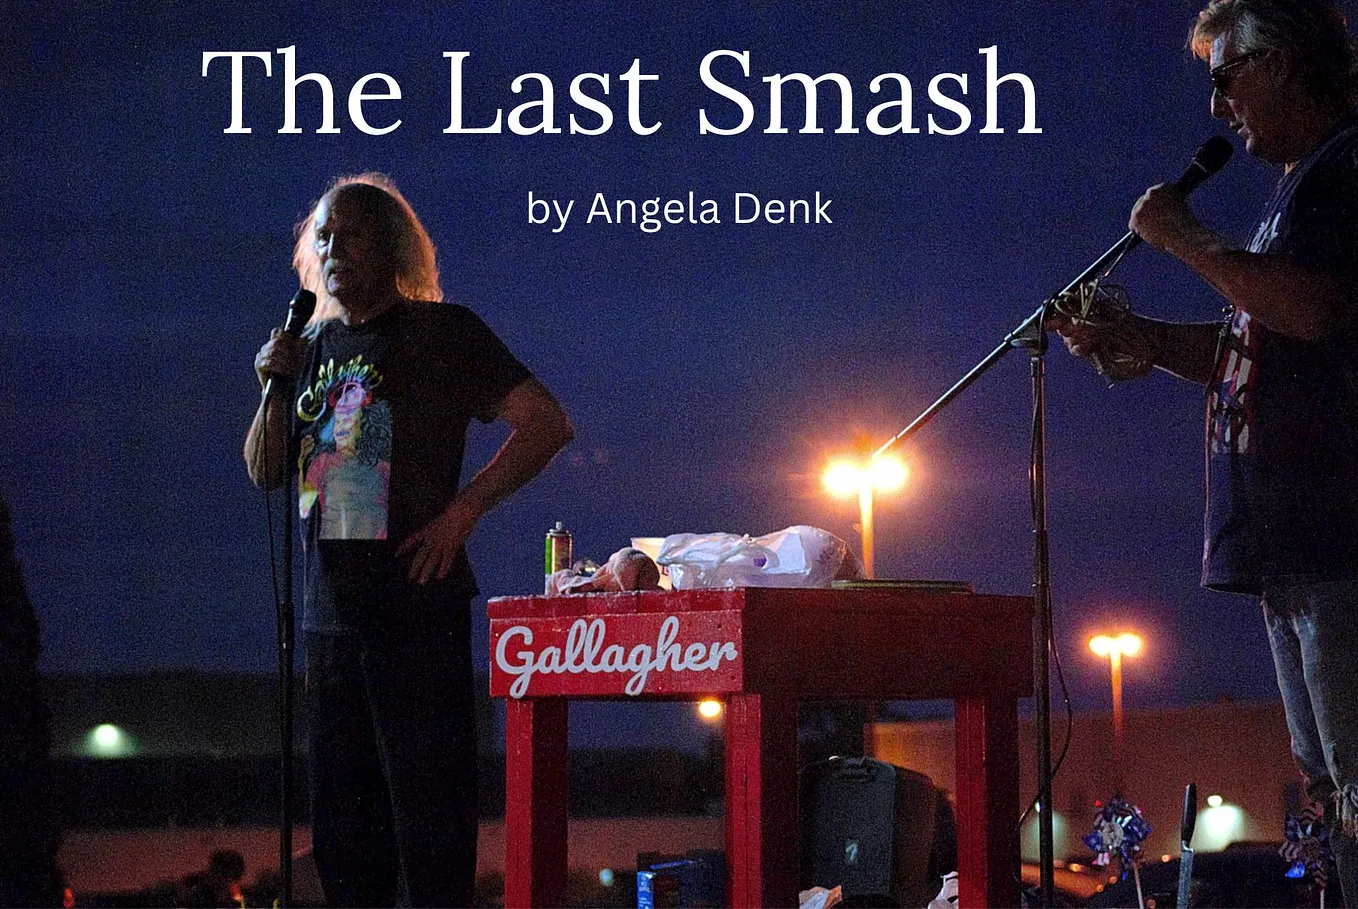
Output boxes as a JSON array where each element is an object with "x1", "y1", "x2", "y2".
[
  {"x1": 45, "y1": 673, "x2": 1301, "y2": 898},
  {"x1": 870, "y1": 699, "x2": 1297, "y2": 862},
  {"x1": 44, "y1": 673, "x2": 724, "y2": 897}
]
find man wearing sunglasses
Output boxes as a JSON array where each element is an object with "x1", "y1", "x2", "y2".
[{"x1": 1052, "y1": 0, "x2": 1358, "y2": 900}]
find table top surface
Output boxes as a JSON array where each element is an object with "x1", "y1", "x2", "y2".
[{"x1": 488, "y1": 585, "x2": 1030, "y2": 618}]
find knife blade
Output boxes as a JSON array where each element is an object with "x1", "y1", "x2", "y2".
[{"x1": 1177, "y1": 782, "x2": 1198, "y2": 908}]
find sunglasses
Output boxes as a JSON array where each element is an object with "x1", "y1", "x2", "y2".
[{"x1": 1210, "y1": 50, "x2": 1268, "y2": 95}]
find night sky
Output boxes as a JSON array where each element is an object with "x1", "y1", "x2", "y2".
[{"x1": 2, "y1": 2, "x2": 1301, "y2": 751}]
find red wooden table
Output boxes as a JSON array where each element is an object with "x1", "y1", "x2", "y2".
[{"x1": 488, "y1": 587, "x2": 1032, "y2": 908}]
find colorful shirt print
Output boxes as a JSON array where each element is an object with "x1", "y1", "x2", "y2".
[
  {"x1": 1207, "y1": 211, "x2": 1279, "y2": 457},
  {"x1": 296, "y1": 355, "x2": 391, "y2": 540},
  {"x1": 1208, "y1": 308, "x2": 1257, "y2": 455}
]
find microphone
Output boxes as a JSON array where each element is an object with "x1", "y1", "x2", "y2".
[
  {"x1": 263, "y1": 289, "x2": 317, "y2": 400},
  {"x1": 1052, "y1": 136, "x2": 1235, "y2": 298},
  {"x1": 1175, "y1": 135, "x2": 1233, "y2": 194},
  {"x1": 1122, "y1": 136, "x2": 1234, "y2": 255}
]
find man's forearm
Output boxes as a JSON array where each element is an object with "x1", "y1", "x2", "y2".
[
  {"x1": 1164, "y1": 227, "x2": 1345, "y2": 341},
  {"x1": 243, "y1": 393, "x2": 291, "y2": 490},
  {"x1": 454, "y1": 413, "x2": 574, "y2": 522},
  {"x1": 1131, "y1": 315, "x2": 1222, "y2": 385}
]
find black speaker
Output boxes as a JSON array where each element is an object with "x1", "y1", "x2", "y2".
[{"x1": 799, "y1": 756, "x2": 957, "y2": 909}]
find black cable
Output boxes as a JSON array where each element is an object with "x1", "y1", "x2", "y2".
[
  {"x1": 261, "y1": 398, "x2": 285, "y2": 629},
  {"x1": 1029, "y1": 379, "x2": 1076, "y2": 813}
]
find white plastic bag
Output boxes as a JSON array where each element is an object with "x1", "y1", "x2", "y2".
[
  {"x1": 657, "y1": 525, "x2": 859, "y2": 589},
  {"x1": 927, "y1": 872, "x2": 958, "y2": 909}
]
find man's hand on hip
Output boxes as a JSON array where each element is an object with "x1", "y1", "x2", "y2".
[{"x1": 397, "y1": 499, "x2": 481, "y2": 585}]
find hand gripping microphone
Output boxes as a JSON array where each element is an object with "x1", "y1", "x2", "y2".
[
  {"x1": 1056, "y1": 136, "x2": 1235, "y2": 295},
  {"x1": 1122, "y1": 135, "x2": 1234, "y2": 256},
  {"x1": 263, "y1": 289, "x2": 317, "y2": 400}
]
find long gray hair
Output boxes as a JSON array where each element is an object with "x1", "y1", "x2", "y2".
[{"x1": 292, "y1": 173, "x2": 443, "y2": 325}]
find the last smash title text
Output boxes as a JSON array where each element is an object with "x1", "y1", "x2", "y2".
[{"x1": 201, "y1": 47, "x2": 1041, "y2": 137}]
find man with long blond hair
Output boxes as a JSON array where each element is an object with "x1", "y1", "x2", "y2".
[
  {"x1": 1051, "y1": 0, "x2": 1358, "y2": 899},
  {"x1": 245, "y1": 173, "x2": 573, "y2": 906}
]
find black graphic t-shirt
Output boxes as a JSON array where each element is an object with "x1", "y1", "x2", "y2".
[
  {"x1": 294, "y1": 301, "x2": 532, "y2": 631},
  {"x1": 1203, "y1": 118, "x2": 1358, "y2": 593}
]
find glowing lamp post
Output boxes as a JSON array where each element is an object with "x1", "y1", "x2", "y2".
[
  {"x1": 1089, "y1": 632, "x2": 1142, "y2": 797},
  {"x1": 823, "y1": 455, "x2": 907, "y2": 579}
]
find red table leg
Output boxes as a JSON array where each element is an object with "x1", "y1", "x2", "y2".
[
  {"x1": 504, "y1": 697, "x2": 568, "y2": 909},
  {"x1": 724, "y1": 693, "x2": 800, "y2": 909},
  {"x1": 954, "y1": 696, "x2": 1020, "y2": 908}
]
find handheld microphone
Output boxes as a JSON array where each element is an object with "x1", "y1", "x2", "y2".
[
  {"x1": 1175, "y1": 135, "x2": 1234, "y2": 194},
  {"x1": 1122, "y1": 136, "x2": 1234, "y2": 255},
  {"x1": 1053, "y1": 136, "x2": 1235, "y2": 298},
  {"x1": 263, "y1": 289, "x2": 317, "y2": 400}
]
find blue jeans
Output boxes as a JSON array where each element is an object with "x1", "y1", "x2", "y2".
[
  {"x1": 1264, "y1": 580, "x2": 1358, "y2": 904},
  {"x1": 305, "y1": 596, "x2": 479, "y2": 908}
]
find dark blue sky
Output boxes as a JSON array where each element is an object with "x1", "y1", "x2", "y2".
[{"x1": 1, "y1": 1, "x2": 1300, "y2": 748}]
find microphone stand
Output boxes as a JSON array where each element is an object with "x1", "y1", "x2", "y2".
[
  {"x1": 263, "y1": 289, "x2": 312, "y2": 909},
  {"x1": 282, "y1": 424, "x2": 297, "y2": 909},
  {"x1": 873, "y1": 230, "x2": 1137, "y2": 908},
  {"x1": 264, "y1": 383, "x2": 299, "y2": 909}
]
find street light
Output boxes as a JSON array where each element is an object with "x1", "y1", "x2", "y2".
[
  {"x1": 823, "y1": 455, "x2": 907, "y2": 578},
  {"x1": 1089, "y1": 632, "x2": 1142, "y2": 796},
  {"x1": 86, "y1": 723, "x2": 134, "y2": 758}
]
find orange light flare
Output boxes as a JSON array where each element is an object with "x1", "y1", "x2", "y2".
[
  {"x1": 820, "y1": 453, "x2": 909, "y2": 580},
  {"x1": 821, "y1": 455, "x2": 909, "y2": 499},
  {"x1": 1088, "y1": 630, "x2": 1143, "y2": 798},
  {"x1": 1088, "y1": 632, "x2": 1143, "y2": 659}
]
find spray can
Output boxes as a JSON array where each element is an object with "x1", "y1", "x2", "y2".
[{"x1": 545, "y1": 521, "x2": 572, "y2": 594}]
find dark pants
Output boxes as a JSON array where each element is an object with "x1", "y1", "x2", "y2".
[
  {"x1": 305, "y1": 598, "x2": 479, "y2": 908},
  {"x1": 0, "y1": 675, "x2": 62, "y2": 909}
]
